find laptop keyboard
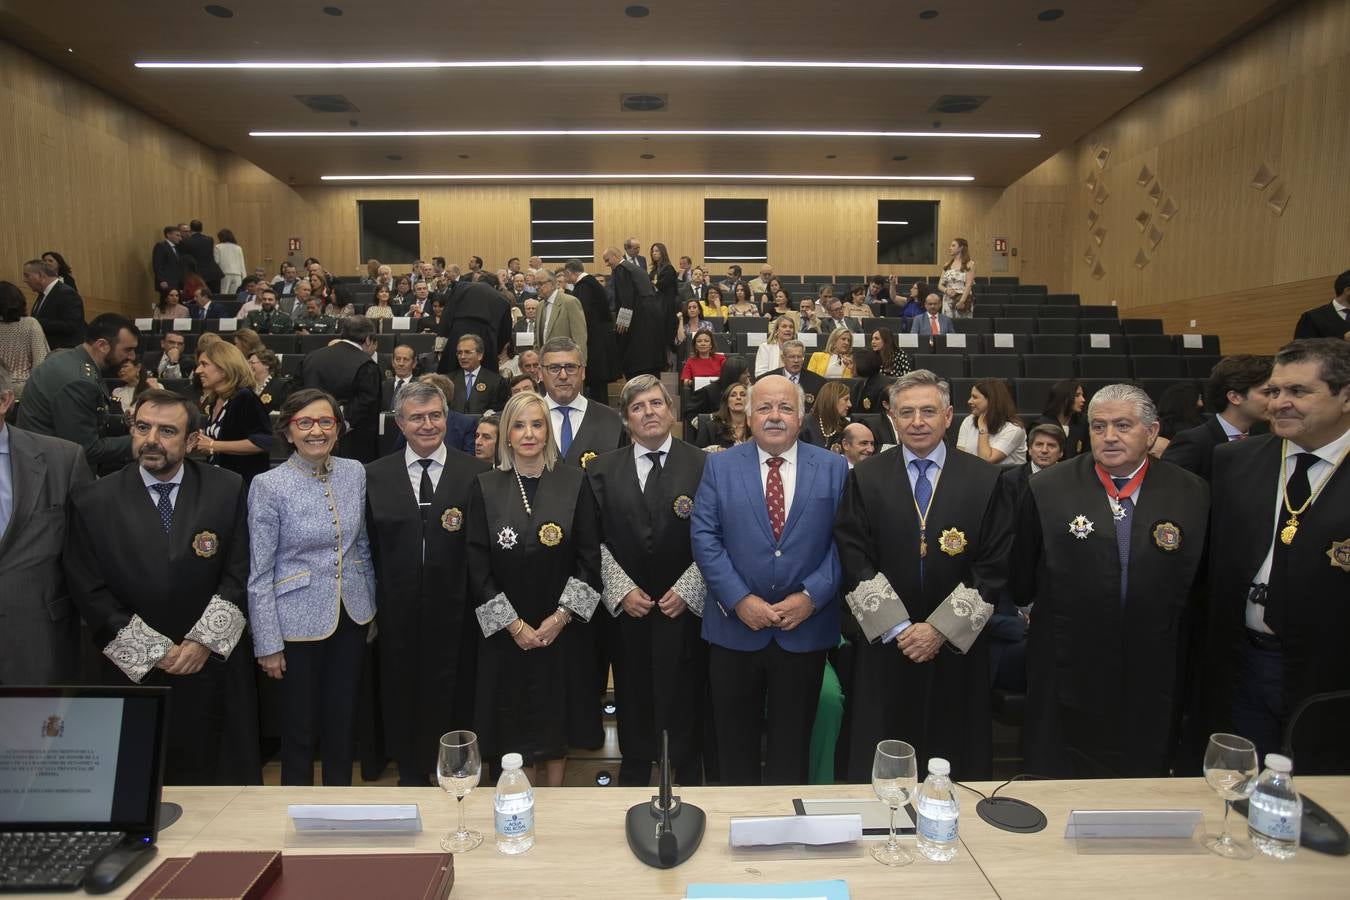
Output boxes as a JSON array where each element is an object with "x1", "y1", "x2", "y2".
[{"x1": 0, "y1": 830, "x2": 124, "y2": 891}]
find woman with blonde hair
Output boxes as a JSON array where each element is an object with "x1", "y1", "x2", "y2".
[
  {"x1": 807, "y1": 326, "x2": 855, "y2": 378},
  {"x1": 195, "y1": 338, "x2": 272, "y2": 487},
  {"x1": 939, "y1": 237, "x2": 975, "y2": 319},
  {"x1": 753, "y1": 313, "x2": 798, "y2": 377},
  {"x1": 231, "y1": 327, "x2": 264, "y2": 360},
  {"x1": 465, "y1": 391, "x2": 603, "y2": 786}
]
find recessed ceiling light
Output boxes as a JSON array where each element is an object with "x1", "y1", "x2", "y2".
[
  {"x1": 137, "y1": 58, "x2": 1142, "y2": 73},
  {"x1": 204, "y1": 5, "x2": 233, "y2": 17},
  {"x1": 321, "y1": 172, "x2": 976, "y2": 183},
  {"x1": 66, "y1": 48, "x2": 74, "y2": 53},
  {"x1": 386, "y1": 154, "x2": 402, "y2": 160},
  {"x1": 625, "y1": 5, "x2": 650, "y2": 17},
  {"x1": 251, "y1": 128, "x2": 1040, "y2": 139},
  {"x1": 919, "y1": 9, "x2": 939, "y2": 19},
  {"x1": 640, "y1": 153, "x2": 655, "y2": 159},
  {"x1": 323, "y1": 6, "x2": 344, "y2": 15},
  {"x1": 1038, "y1": 8, "x2": 1065, "y2": 21},
  {"x1": 892, "y1": 155, "x2": 909, "y2": 161}
]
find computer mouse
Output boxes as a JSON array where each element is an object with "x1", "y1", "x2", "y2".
[{"x1": 83, "y1": 844, "x2": 157, "y2": 895}]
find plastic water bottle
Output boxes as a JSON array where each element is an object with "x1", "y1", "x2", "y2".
[
  {"x1": 1247, "y1": 753, "x2": 1301, "y2": 860},
  {"x1": 915, "y1": 757, "x2": 960, "y2": 861},
  {"x1": 493, "y1": 753, "x2": 535, "y2": 855}
]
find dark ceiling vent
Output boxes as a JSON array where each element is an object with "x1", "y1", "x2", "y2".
[
  {"x1": 295, "y1": 94, "x2": 359, "y2": 113},
  {"x1": 928, "y1": 95, "x2": 989, "y2": 114},
  {"x1": 621, "y1": 93, "x2": 667, "y2": 112}
]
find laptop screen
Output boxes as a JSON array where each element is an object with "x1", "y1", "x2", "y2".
[{"x1": 0, "y1": 687, "x2": 168, "y2": 835}]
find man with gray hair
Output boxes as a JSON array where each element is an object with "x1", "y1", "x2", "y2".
[
  {"x1": 588, "y1": 375, "x2": 709, "y2": 786},
  {"x1": 835, "y1": 368, "x2": 1014, "y2": 782},
  {"x1": 1015, "y1": 382, "x2": 1209, "y2": 778},
  {"x1": 365, "y1": 379, "x2": 488, "y2": 785}
]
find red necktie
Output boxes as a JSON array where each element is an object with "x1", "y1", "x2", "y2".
[
  {"x1": 765, "y1": 457, "x2": 786, "y2": 541},
  {"x1": 930, "y1": 314, "x2": 940, "y2": 335}
]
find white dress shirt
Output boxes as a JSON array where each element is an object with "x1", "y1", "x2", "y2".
[
  {"x1": 1216, "y1": 414, "x2": 1246, "y2": 441},
  {"x1": 756, "y1": 441, "x2": 799, "y2": 521},
  {"x1": 634, "y1": 435, "x2": 674, "y2": 491},
  {"x1": 140, "y1": 464, "x2": 185, "y2": 511},
  {"x1": 546, "y1": 393, "x2": 589, "y2": 451},
  {"x1": 404, "y1": 443, "x2": 447, "y2": 498}
]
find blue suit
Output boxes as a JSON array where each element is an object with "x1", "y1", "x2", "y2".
[{"x1": 911, "y1": 312, "x2": 955, "y2": 335}]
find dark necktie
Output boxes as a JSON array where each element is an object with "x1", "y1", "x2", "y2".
[
  {"x1": 152, "y1": 483, "x2": 175, "y2": 533},
  {"x1": 765, "y1": 457, "x2": 786, "y2": 541},
  {"x1": 417, "y1": 458, "x2": 434, "y2": 525},
  {"x1": 557, "y1": 406, "x2": 574, "y2": 457},
  {"x1": 1112, "y1": 476, "x2": 1134, "y2": 607},
  {"x1": 643, "y1": 450, "x2": 664, "y2": 514},
  {"x1": 911, "y1": 458, "x2": 935, "y2": 579},
  {"x1": 1267, "y1": 452, "x2": 1318, "y2": 633},
  {"x1": 393, "y1": 379, "x2": 405, "y2": 409},
  {"x1": 1285, "y1": 452, "x2": 1314, "y2": 510}
]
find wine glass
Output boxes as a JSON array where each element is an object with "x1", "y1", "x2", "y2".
[
  {"x1": 871, "y1": 739, "x2": 917, "y2": 866},
  {"x1": 438, "y1": 730, "x2": 483, "y2": 852},
  {"x1": 1203, "y1": 732, "x2": 1257, "y2": 859}
]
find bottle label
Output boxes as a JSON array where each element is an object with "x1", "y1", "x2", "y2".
[
  {"x1": 917, "y1": 810, "x2": 958, "y2": 842},
  {"x1": 496, "y1": 806, "x2": 533, "y2": 838},
  {"x1": 1248, "y1": 804, "x2": 1297, "y2": 841}
]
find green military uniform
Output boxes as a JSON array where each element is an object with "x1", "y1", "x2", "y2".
[
  {"x1": 17, "y1": 346, "x2": 132, "y2": 472},
  {"x1": 294, "y1": 314, "x2": 338, "y2": 335},
  {"x1": 245, "y1": 309, "x2": 294, "y2": 334}
]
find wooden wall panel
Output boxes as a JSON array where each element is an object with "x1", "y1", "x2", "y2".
[{"x1": 1130, "y1": 275, "x2": 1335, "y2": 356}]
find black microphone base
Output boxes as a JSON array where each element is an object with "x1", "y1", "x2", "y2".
[{"x1": 626, "y1": 800, "x2": 705, "y2": 869}]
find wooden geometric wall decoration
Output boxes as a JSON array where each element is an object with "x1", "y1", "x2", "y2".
[
  {"x1": 1250, "y1": 163, "x2": 1277, "y2": 190},
  {"x1": 1091, "y1": 260, "x2": 1106, "y2": 279},
  {"x1": 1087, "y1": 209, "x2": 1099, "y2": 228},
  {"x1": 1086, "y1": 171, "x2": 1099, "y2": 192},
  {"x1": 1134, "y1": 210, "x2": 1152, "y2": 232},
  {"x1": 1136, "y1": 165, "x2": 1154, "y2": 186},
  {"x1": 1267, "y1": 183, "x2": 1290, "y2": 216},
  {"x1": 1083, "y1": 247, "x2": 1097, "y2": 266},
  {"x1": 1094, "y1": 148, "x2": 1111, "y2": 170},
  {"x1": 1134, "y1": 249, "x2": 1150, "y2": 269},
  {"x1": 1148, "y1": 182, "x2": 1163, "y2": 204},
  {"x1": 1092, "y1": 226, "x2": 1108, "y2": 246},
  {"x1": 1093, "y1": 183, "x2": 1109, "y2": 204},
  {"x1": 1158, "y1": 197, "x2": 1179, "y2": 220},
  {"x1": 1147, "y1": 225, "x2": 1165, "y2": 250}
]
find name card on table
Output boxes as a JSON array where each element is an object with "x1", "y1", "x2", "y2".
[
  {"x1": 728, "y1": 814, "x2": 862, "y2": 848},
  {"x1": 390, "y1": 317, "x2": 411, "y2": 331},
  {"x1": 218, "y1": 317, "x2": 238, "y2": 332},
  {"x1": 1063, "y1": 809, "x2": 1202, "y2": 839},
  {"x1": 378, "y1": 412, "x2": 389, "y2": 436},
  {"x1": 746, "y1": 332, "x2": 767, "y2": 347},
  {"x1": 1181, "y1": 333, "x2": 1203, "y2": 349},
  {"x1": 135, "y1": 318, "x2": 153, "y2": 331},
  {"x1": 693, "y1": 376, "x2": 716, "y2": 391},
  {"x1": 946, "y1": 333, "x2": 967, "y2": 349},
  {"x1": 288, "y1": 804, "x2": 422, "y2": 833},
  {"x1": 172, "y1": 318, "x2": 192, "y2": 331},
  {"x1": 1090, "y1": 333, "x2": 1111, "y2": 349},
  {"x1": 799, "y1": 333, "x2": 818, "y2": 348},
  {"x1": 993, "y1": 333, "x2": 1015, "y2": 349},
  {"x1": 516, "y1": 330, "x2": 535, "y2": 347},
  {"x1": 897, "y1": 333, "x2": 919, "y2": 348},
  {"x1": 852, "y1": 333, "x2": 866, "y2": 348}
]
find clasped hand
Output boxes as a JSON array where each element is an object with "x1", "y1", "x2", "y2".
[
  {"x1": 735, "y1": 592, "x2": 812, "y2": 632},
  {"x1": 511, "y1": 611, "x2": 568, "y2": 650},
  {"x1": 896, "y1": 622, "x2": 943, "y2": 663},
  {"x1": 157, "y1": 640, "x2": 210, "y2": 675},
  {"x1": 621, "y1": 588, "x2": 688, "y2": 619}
]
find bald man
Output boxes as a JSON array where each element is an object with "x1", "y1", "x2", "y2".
[{"x1": 838, "y1": 422, "x2": 875, "y2": 467}]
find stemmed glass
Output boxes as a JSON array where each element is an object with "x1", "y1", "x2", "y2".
[
  {"x1": 1203, "y1": 732, "x2": 1257, "y2": 859},
  {"x1": 437, "y1": 730, "x2": 483, "y2": 852},
  {"x1": 871, "y1": 739, "x2": 917, "y2": 866}
]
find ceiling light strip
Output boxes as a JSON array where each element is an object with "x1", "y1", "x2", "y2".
[
  {"x1": 530, "y1": 219, "x2": 594, "y2": 224},
  {"x1": 876, "y1": 220, "x2": 911, "y2": 225},
  {"x1": 704, "y1": 256, "x2": 770, "y2": 261},
  {"x1": 138, "y1": 59, "x2": 1141, "y2": 73},
  {"x1": 322, "y1": 174, "x2": 975, "y2": 182},
  {"x1": 251, "y1": 129, "x2": 1040, "y2": 139},
  {"x1": 531, "y1": 238, "x2": 595, "y2": 243},
  {"x1": 705, "y1": 219, "x2": 768, "y2": 224}
]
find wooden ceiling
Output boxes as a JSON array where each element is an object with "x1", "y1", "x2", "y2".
[{"x1": 0, "y1": 0, "x2": 1284, "y2": 186}]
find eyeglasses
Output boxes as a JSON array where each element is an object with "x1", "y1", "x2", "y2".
[
  {"x1": 543, "y1": 364, "x2": 581, "y2": 376},
  {"x1": 288, "y1": 416, "x2": 338, "y2": 431},
  {"x1": 402, "y1": 411, "x2": 445, "y2": 426}
]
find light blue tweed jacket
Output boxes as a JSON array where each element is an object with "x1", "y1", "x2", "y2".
[{"x1": 247, "y1": 453, "x2": 376, "y2": 657}]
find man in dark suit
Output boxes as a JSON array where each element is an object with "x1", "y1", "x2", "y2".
[
  {"x1": 622, "y1": 237, "x2": 647, "y2": 273},
  {"x1": 152, "y1": 224, "x2": 183, "y2": 298},
  {"x1": 142, "y1": 332, "x2": 194, "y2": 380},
  {"x1": 604, "y1": 246, "x2": 666, "y2": 380},
  {"x1": 539, "y1": 337, "x2": 625, "y2": 468},
  {"x1": 677, "y1": 266, "x2": 711, "y2": 305},
  {"x1": 588, "y1": 375, "x2": 709, "y2": 786},
  {"x1": 298, "y1": 315, "x2": 381, "y2": 463},
  {"x1": 1000, "y1": 423, "x2": 1067, "y2": 502},
  {"x1": 691, "y1": 374, "x2": 850, "y2": 784},
  {"x1": 1203, "y1": 339, "x2": 1350, "y2": 773},
  {"x1": 1162, "y1": 354, "x2": 1272, "y2": 480},
  {"x1": 65, "y1": 389, "x2": 256, "y2": 785},
  {"x1": 763, "y1": 340, "x2": 825, "y2": 402},
  {"x1": 1015, "y1": 384, "x2": 1209, "y2": 778},
  {"x1": 23, "y1": 258, "x2": 84, "y2": 349},
  {"x1": 564, "y1": 259, "x2": 619, "y2": 402},
  {"x1": 382, "y1": 344, "x2": 419, "y2": 412},
  {"x1": 445, "y1": 334, "x2": 507, "y2": 415},
  {"x1": 181, "y1": 219, "x2": 224, "y2": 293},
  {"x1": 1292, "y1": 270, "x2": 1349, "y2": 341},
  {"x1": 436, "y1": 280, "x2": 514, "y2": 374},
  {"x1": 835, "y1": 370, "x2": 1014, "y2": 782},
  {"x1": 0, "y1": 366, "x2": 92, "y2": 685},
  {"x1": 365, "y1": 380, "x2": 489, "y2": 786}
]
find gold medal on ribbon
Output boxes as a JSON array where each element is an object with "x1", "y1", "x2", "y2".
[
  {"x1": 1280, "y1": 518, "x2": 1299, "y2": 545},
  {"x1": 192, "y1": 531, "x2": 219, "y2": 558},
  {"x1": 538, "y1": 522, "x2": 563, "y2": 547},
  {"x1": 938, "y1": 527, "x2": 967, "y2": 556}
]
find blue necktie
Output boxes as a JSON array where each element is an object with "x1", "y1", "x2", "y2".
[
  {"x1": 1112, "y1": 477, "x2": 1133, "y2": 607},
  {"x1": 152, "y1": 483, "x2": 175, "y2": 533},
  {"x1": 911, "y1": 458, "x2": 935, "y2": 580},
  {"x1": 557, "y1": 406, "x2": 574, "y2": 457},
  {"x1": 464, "y1": 370, "x2": 475, "y2": 396}
]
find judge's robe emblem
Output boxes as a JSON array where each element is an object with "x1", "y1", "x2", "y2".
[
  {"x1": 580, "y1": 451, "x2": 598, "y2": 469},
  {"x1": 672, "y1": 495, "x2": 694, "y2": 519},
  {"x1": 192, "y1": 531, "x2": 219, "y2": 558},
  {"x1": 1329, "y1": 538, "x2": 1350, "y2": 572},
  {"x1": 538, "y1": 522, "x2": 563, "y2": 547},
  {"x1": 1068, "y1": 515, "x2": 1094, "y2": 540},
  {"x1": 938, "y1": 527, "x2": 967, "y2": 556},
  {"x1": 441, "y1": 507, "x2": 464, "y2": 532},
  {"x1": 1151, "y1": 521, "x2": 1182, "y2": 552},
  {"x1": 496, "y1": 526, "x2": 518, "y2": 550}
]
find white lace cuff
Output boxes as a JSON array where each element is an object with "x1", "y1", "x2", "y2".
[
  {"x1": 600, "y1": 545, "x2": 637, "y2": 617},
  {"x1": 476, "y1": 593, "x2": 520, "y2": 637},
  {"x1": 183, "y1": 595, "x2": 246, "y2": 658},
  {"x1": 926, "y1": 583, "x2": 993, "y2": 654},
  {"x1": 559, "y1": 577, "x2": 601, "y2": 622},
  {"x1": 103, "y1": 615, "x2": 174, "y2": 683},
  {"x1": 671, "y1": 563, "x2": 707, "y2": 617},
  {"x1": 845, "y1": 572, "x2": 911, "y2": 643}
]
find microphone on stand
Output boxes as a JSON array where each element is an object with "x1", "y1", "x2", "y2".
[{"x1": 626, "y1": 730, "x2": 705, "y2": 868}]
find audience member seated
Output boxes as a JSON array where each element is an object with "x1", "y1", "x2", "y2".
[
  {"x1": 841, "y1": 285, "x2": 875, "y2": 319},
  {"x1": 838, "y1": 421, "x2": 875, "y2": 468},
  {"x1": 0, "y1": 280, "x2": 49, "y2": 398},
  {"x1": 293, "y1": 297, "x2": 337, "y2": 335},
  {"x1": 472, "y1": 413, "x2": 499, "y2": 464},
  {"x1": 801, "y1": 380, "x2": 852, "y2": 449},
  {"x1": 1040, "y1": 378, "x2": 1088, "y2": 458},
  {"x1": 248, "y1": 347, "x2": 291, "y2": 415},
  {"x1": 693, "y1": 380, "x2": 749, "y2": 451},
  {"x1": 796, "y1": 296, "x2": 826, "y2": 334},
  {"x1": 686, "y1": 356, "x2": 750, "y2": 419},
  {"x1": 111, "y1": 360, "x2": 158, "y2": 411},
  {"x1": 366, "y1": 285, "x2": 395, "y2": 320},
  {"x1": 680, "y1": 330, "x2": 725, "y2": 389},
  {"x1": 850, "y1": 349, "x2": 889, "y2": 416},
  {"x1": 754, "y1": 314, "x2": 798, "y2": 377},
  {"x1": 1152, "y1": 380, "x2": 1205, "y2": 457},
  {"x1": 807, "y1": 326, "x2": 855, "y2": 378},
  {"x1": 508, "y1": 372, "x2": 541, "y2": 397},
  {"x1": 763, "y1": 339, "x2": 824, "y2": 404},
  {"x1": 230, "y1": 328, "x2": 264, "y2": 361},
  {"x1": 761, "y1": 288, "x2": 798, "y2": 326},
  {"x1": 700, "y1": 283, "x2": 729, "y2": 320},
  {"x1": 727, "y1": 283, "x2": 757, "y2": 316},
  {"x1": 869, "y1": 325, "x2": 912, "y2": 377},
  {"x1": 956, "y1": 377, "x2": 1027, "y2": 466},
  {"x1": 245, "y1": 289, "x2": 294, "y2": 335},
  {"x1": 1161, "y1": 354, "x2": 1272, "y2": 479},
  {"x1": 911, "y1": 292, "x2": 954, "y2": 340},
  {"x1": 419, "y1": 295, "x2": 445, "y2": 333},
  {"x1": 154, "y1": 288, "x2": 191, "y2": 319},
  {"x1": 681, "y1": 298, "x2": 719, "y2": 335}
]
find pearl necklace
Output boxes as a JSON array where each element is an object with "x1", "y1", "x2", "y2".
[{"x1": 514, "y1": 470, "x2": 540, "y2": 517}]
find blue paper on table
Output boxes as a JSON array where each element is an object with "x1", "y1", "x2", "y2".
[{"x1": 685, "y1": 879, "x2": 848, "y2": 900}]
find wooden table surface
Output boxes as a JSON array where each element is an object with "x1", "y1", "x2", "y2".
[{"x1": 20, "y1": 778, "x2": 1350, "y2": 898}]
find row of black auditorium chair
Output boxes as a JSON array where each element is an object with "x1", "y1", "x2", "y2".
[
  {"x1": 133, "y1": 330, "x2": 438, "y2": 358},
  {"x1": 915, "y1": 354, "x2": 1221, "y2": 381}
]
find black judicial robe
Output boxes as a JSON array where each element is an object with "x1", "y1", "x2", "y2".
[
  {"x1": 1015, "y1": 454, "x2": 1208, "y2": 778},
  {"x1": 558, "y1": 401, "x2": 627, "y2": 469},
  {"x1": 466, "y1": 466, "x2": 604, "y2": 765},
  {"x1": 365, "y1": 448, "x2": 489, "y2": 782},
  {"x1": 1203, "y1": 434, "x2": 1350, "y2": 773},
  {"x1": 834, "y1": 447, "x2": 1012, "y2": 782},
  {"x1": 587, "y1": 440, "x2": 708, "y2": 768},
  {"x1": 612, "y1": 260, "x2": 667, "y2": 376},
  {"x1": 64, "y1": 460, "x2": 259, "y2": 784}
]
